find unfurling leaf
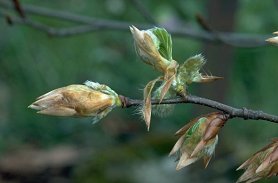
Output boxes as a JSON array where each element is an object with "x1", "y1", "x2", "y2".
[
  {"x1": 177, "y1": 54, "x2": 222, "y2": 85},
  {"x1": 177, "y1": 54, "x2": 205, "y2": 84},
  {"x1": 29, "y1": 81, "x2": 121, "y2": 123},
  {"x1": 130, "y1": 25, "x2": 175, "y2": 74},
  {"x1": 169, "y1": 112, "x2": 227, "y2": 170},
  {"x1": 237, "y1": 138, "x2": 278, "y2": 183},
  {"x1": 130, "y1": 26, "x2": 179, "y2": 127},
  {"x1": 151, "y1": 27, "x2": 173, "y2": 60},
  {"x1": 130, "y1": 26, "x2": 178, "y2": 79}
]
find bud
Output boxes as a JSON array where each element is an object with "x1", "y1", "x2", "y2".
[
  {"x1": 130, "y1": 26, "x2": 180, "y2": 129},
  {"x1": 129, "y1": 25, "x2": 178, "y2": 77},
  {"x1": 266, "y1": 31, "x2": 278, "y2": 45},
  {"x1": 237, "y1": 138, "x2": 278, "y2": 183},
  {"x1": 169, "y1": 112, "x2": 227, "y2": 170},
  {"x1": 266, "y1": 36, "x2": 278, "y2": 45},
  {"x1": 29, "y1": 81, "x2": 121, "y2": 123}
]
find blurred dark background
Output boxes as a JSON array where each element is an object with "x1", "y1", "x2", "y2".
[{"x1": 0, "y1": 0, "x2": 278, "y2": 182}]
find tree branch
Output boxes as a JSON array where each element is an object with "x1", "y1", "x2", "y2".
[
  {"x1": 0, "y1": 0, "x2": 271, "y2": 47},
  {"x1": 119, "y1": 95, "x2": 278, "y2": 124},
  {"x1": 1, "y1": 14, "x2": 101, "y2": 37}
]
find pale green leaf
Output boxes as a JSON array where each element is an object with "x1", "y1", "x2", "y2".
[
  {"x1": 177, "y1": 54, "x2": 205, "y2": 84},
  {"x1": 151, "y1": 27, "x2": 173, "y2": 61},
  {"x1": 186, "y1": 117, "x2": 207, "y2": 137}
]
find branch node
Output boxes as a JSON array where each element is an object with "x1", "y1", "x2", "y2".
[
  {"x1": 119, "y1": 95, "x2": 128, "y2": 108},
  {"x1": 223, "y1": 113, "x2": 231, "y2": 120},
  {"x1": 254, "y1": 110, "x2": 263, "y2": 119},
  {"x1": 242, "y1": 107, "x2": 249, "y2": 120}
]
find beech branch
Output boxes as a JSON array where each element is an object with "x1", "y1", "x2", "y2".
[
  {"x1": 1, "y1": 15, "x2": 100, "y2": 37},
  {"x1": 119, "y1": 95, "x2": 278, "y2": 124},
  {"x1": 0, "y1": 0, "x2": 272, "y2": 47}
]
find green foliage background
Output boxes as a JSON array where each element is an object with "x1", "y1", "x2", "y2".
[{"x1": 0, "y1": 0, "x2": 277, "y2": 182}]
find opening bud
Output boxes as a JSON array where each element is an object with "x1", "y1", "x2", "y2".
[
  {"x1": 29, "y1": 81, "x2": 121, "y2": 123},
  {"x1": 237, "y1": 138, "x2": 278, "y2": 183},
  {"x1": 129, "y1": 25, "x2": 178, "y2": 76},
  {"x1": 169, "y1": 112, "x2": 227, "y2": 170}
]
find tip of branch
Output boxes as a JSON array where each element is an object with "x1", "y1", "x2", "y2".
[{"x1": 5, "y1": 15, "x2": 13, "y2": 25}]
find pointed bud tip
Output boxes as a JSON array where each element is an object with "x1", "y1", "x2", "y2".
[
  {"x1": 169, "y1": 149, "x2": 177, "y2": 157},
  {"x1": 214, "y1": 76, "x2": 224, "y2": 80},
  {"x1": 266, "y1": 37, "x2": 278, "y2": 44},
  {"x1": 191, "y1": 140, "x2": 206, "y2": 158},
  {"x1": 28, "y1": 103, "x2": 42, "y2": 110},
  {"x1": 129, "y1": 25, "x2": 134, "y2": 33},
  {"x1": 255, "y1": 164, "x2": 265, "y2": 174},
  {"x1": 203, "y1": 155, "x2": 213, "y2": 169},
  {"x1": 236, "y1": 165, "x2": 244, "y2": 171},
  {"x1": 177, "y1": 157, "x2": 198, "y2": 169},
  {"x1": 130, "y1": 25, "x2": 144, "y2": 41},
  {"x1": 266, "y1": 38, "x2": 272, "y2": 42},
  {"x1": 129, "y1": 25, "x2": 140, "y2": 33},
  {"x1": 200, "y1": 76, "x2": 223, "y2": 83}
]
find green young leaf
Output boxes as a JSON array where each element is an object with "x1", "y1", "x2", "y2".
[
  {"x1": 150, "y1": 27, "x2": 173, "y2": 61},
  {"x1": 186, "y1": 117, "x2": 207, "y2": 137},
  {"x1": 177, "y1": 54, "x2": 222, "y2": 85},
  {"x1": 177, "y1": 54, "x2": 205, "y2": 84}
]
